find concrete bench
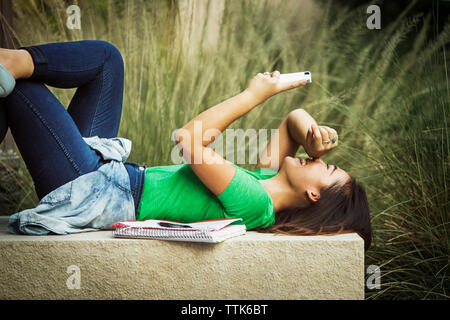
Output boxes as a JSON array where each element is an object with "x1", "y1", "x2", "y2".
[{"x1": 0, "y1": 216, "x2": 364, "y2": 300}]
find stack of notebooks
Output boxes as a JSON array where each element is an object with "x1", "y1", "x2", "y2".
[{"x1": 112, "y1": 218, "x2": 246, "y2": 243}]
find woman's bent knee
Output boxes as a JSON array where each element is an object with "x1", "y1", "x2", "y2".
[{"x1": 99, "y1": 41, "x2": 124, "y2": 67}]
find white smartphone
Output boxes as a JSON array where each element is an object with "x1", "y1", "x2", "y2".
[{"x1": 279, "y1": 71, "x2": 312, "y2": 84}]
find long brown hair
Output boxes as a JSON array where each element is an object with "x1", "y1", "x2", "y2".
[{"x1": 256, "y1": 178, "x2": 373, "y2": 251}]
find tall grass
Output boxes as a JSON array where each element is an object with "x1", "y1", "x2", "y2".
[{"x1": 2, "y1": 0, "x2": 449, "y2": 299}]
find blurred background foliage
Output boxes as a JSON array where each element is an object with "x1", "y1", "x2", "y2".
[{"x1": 0, "y1": 0, "x2": 448, "y2": 299}]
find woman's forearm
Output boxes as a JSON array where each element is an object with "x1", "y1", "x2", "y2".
[
  {"x1": 174, "y1": 71, "x2": 308, "y2": 162},
  {"x1": 287, "y1": 108, "x2": 317, "y2": 149},
  {"x1": 176, "y1": 90, "x2": 260, "y2": 149}
]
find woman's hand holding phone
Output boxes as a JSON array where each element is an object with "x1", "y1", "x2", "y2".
[
  {"x1": 244, "y1": 70, "x2": 308, "y2": 104},
  {"x1": 243, "y1": 70, "x2": 339, "y2": 159}
]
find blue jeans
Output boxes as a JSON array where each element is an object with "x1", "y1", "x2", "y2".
[{"x1": 0, "y1": 40, "x2": 145, "y2": 215}]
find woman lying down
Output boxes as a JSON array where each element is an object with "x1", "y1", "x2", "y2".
[{"x1": 0, "y1": 40, "x2": 372, "y2": 250}]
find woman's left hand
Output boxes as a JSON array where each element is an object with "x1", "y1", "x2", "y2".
[
  {"x1": 304, "y1": 125, "x2": 339, "y2": 158},
  {"x1": 244, "y1": 70, "x2": 308, "y2": 104}
]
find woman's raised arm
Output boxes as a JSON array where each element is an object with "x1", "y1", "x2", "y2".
[
  {"x1": 255, "y1": 108, "x2": 340, "y2": 170},
  {"x1": 174, "y1": 71, "x2": 308, "y2": 196},
  {"x1": 255, "y1": 108, "x2": 317, "y2": 170}
]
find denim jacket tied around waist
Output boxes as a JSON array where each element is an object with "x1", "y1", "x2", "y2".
[{"x1": 8, "y1": 136, "x2": 136, "y2": 235}]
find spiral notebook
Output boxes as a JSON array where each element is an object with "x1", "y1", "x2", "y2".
[{"x1": 112, "y1": 218, "x2": 246, "y2": 243}]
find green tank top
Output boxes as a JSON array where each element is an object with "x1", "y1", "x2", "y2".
[{"x1": 136, "y1": 163, "x2": 277, "y2": 230}]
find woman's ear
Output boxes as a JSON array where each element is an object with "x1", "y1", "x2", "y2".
[{"x1": 306, "y1": 189, "x2": 320, "y2": 203}]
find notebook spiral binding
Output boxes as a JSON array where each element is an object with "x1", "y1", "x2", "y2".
[{"x1": 113, "y1": 226, "x2": 213, "y2": 240}]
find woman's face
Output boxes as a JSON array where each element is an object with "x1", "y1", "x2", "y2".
[{"x1": 281, "y1": 156, "x2": 350, "y2": 197}]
